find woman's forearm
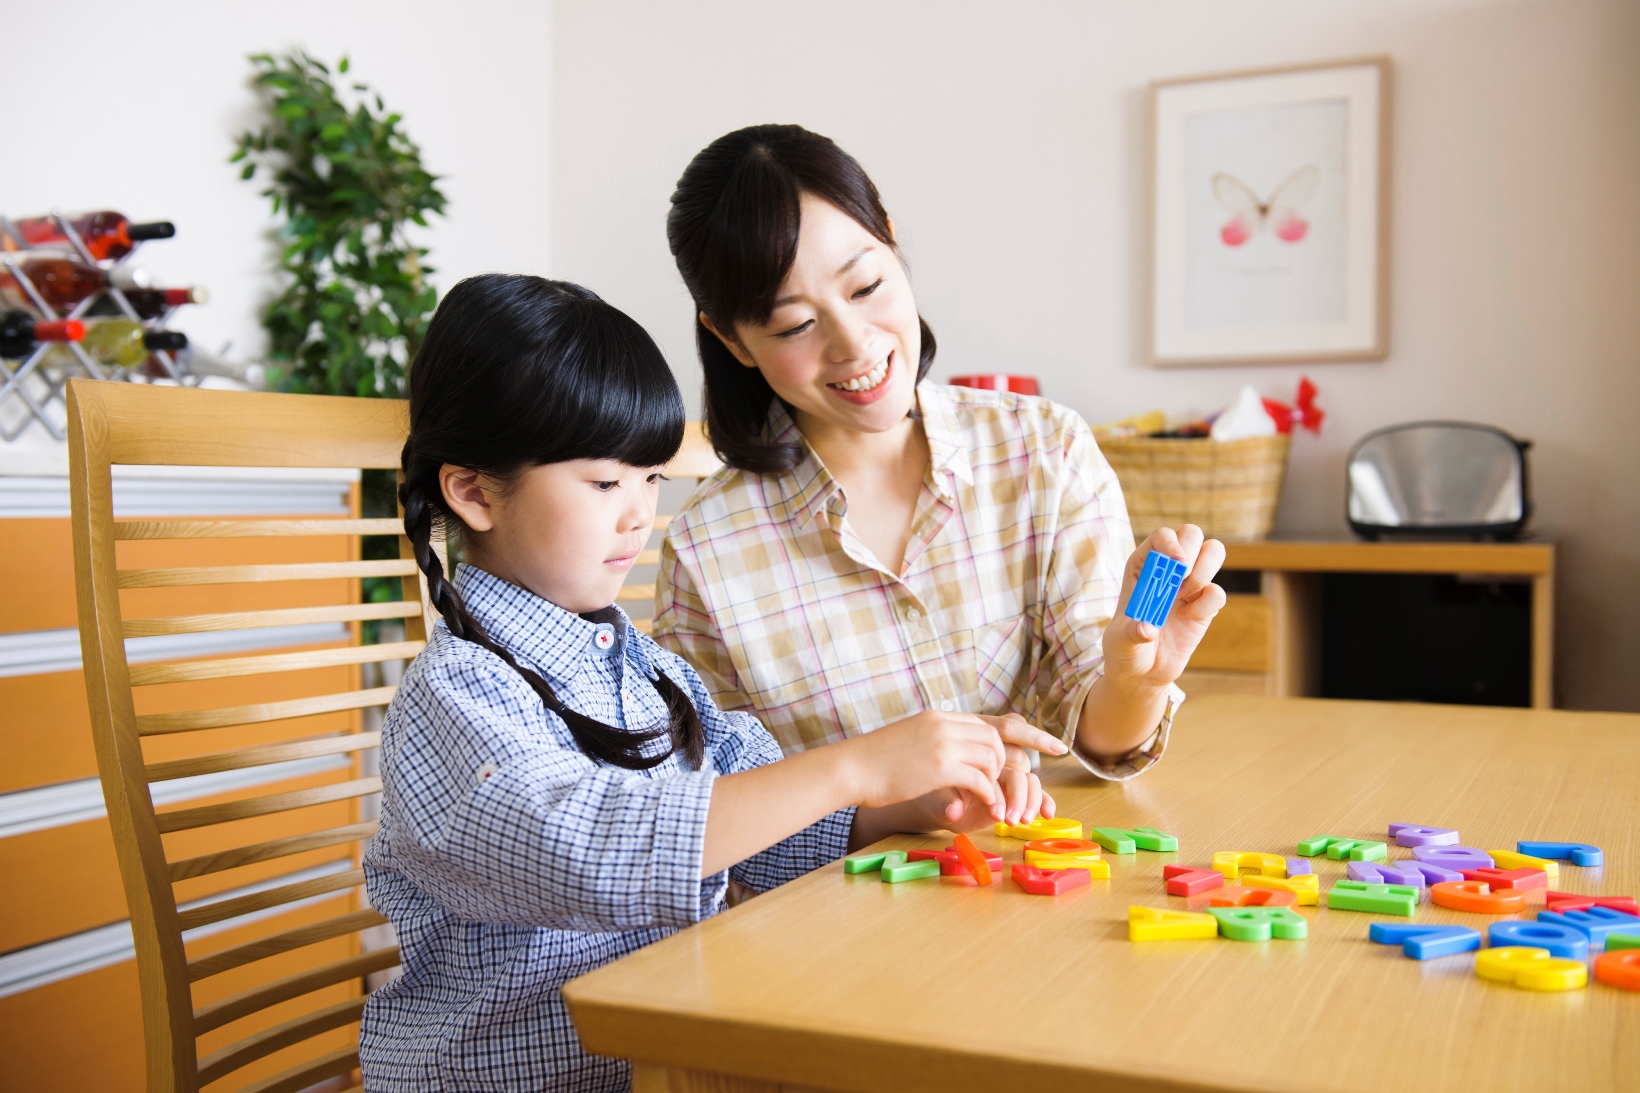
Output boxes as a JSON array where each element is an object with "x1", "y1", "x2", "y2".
[{"x1": 1074, "y1": 674, "x2": 1169, "y2": 765}]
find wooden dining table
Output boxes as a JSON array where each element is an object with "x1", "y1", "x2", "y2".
[{"x1": 563, "y1": 695, "x2": 1640, "y2": 1093}]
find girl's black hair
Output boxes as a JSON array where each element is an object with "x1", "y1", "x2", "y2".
[
  {"x1": 400, "y1": 273, "x2": 704, "y2": 770},
  {"x1": 667, "y1": 124, "x2": 938, "y2": 474}
]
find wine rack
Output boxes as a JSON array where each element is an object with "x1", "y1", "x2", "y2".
[{"x1": 0, "y1": 210, "x2": 199, "y2": 442}]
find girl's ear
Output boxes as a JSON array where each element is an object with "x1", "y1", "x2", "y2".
[
  {"x1": 440, "y1": 464, "x2": 497, "y2": 532},
  {"x1": 699, "y1": 311, "x2": 760, "y2": 370}
]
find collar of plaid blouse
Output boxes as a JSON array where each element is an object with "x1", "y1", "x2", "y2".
[{"x1": 769, "y1": 382, "x2": 977, "y2": 526}]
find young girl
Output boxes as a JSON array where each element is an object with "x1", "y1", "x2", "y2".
[{"x1": 360, "y1": 274, "x2": 1065, "y2": 1091}]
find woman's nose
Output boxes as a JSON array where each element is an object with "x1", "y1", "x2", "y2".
[{"x1": 824, "y1": 310, "x2": 872, "y2": 364}]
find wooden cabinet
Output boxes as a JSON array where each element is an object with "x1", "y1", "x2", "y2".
[{"x1": 1178, "y1": 540, "x2": 1554, "y2": 708}]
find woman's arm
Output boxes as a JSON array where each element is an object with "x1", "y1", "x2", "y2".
[
  {"x1": 1075, "y1": 524, "x2": 1225, "y2": 762},
  {"x1": 701, "y1": 710, "x2": 1064, "y2": 877}
]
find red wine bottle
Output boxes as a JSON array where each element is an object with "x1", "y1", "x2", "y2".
[
  {"x1": 0, "y1": 309, "x2": 84, "y2": 358},
  {"x1": 9, "y1": 211, "x2": 175, "y2": 261},
  {"x1": 0, "y1": 257, "x2": 151, "y2": 311},
  {"x1": 86, "y1": 286, "x2": 209, "y2": 320}
]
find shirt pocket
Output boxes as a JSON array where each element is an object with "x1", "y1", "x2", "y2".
[{"x1": 960, "y1": 616, "x2": 1033, "y2": 714}]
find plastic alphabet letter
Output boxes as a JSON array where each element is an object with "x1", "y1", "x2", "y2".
[
  {"x1": 1412, "y1": 845, "x2": 1494, "y2": 870},
  {"x1": 994, "y1": 816, "x2": 1084, "y2": 842},
  {"x1": 1326, "y1": 880, "x2": 1418, "y2": 916},
  {"x1": 844, "y1": 850, "x2": 906, "y2": 874},
  {"x1": 951, "y1": 833, "x2": 994, "y2": 886},
  {"x1": 908, "y1": 848, "x2": 1004, "y2": 878},
  {"x1": 1475, "y1": 947, "x2": 1587, "y2": 992},
  {"x1": 1296, "y1": 836, "x2": 1388, "y2": 862},
  {"x1": 1517, "y1": 840, "x2": 1603, "y2": 867},
  {"x1": 881, "y1": 857, "x2": 941, "y2": 883},
  {"x1": 1285, "y1": 858, "x2": 1313, "y2": 876},
  {"x1": 1208, "y1": 906, "x2": 1309, "y2": 941},
  {"x1": 1211, "y1": 851, "x2": 1288, "y2": 880},
  {"x1": 1430, "y1": 880, "x2": 1526, "y2": 914},
  {"x1": 1163, "y1": 865, "x2": 1225, "y2": 897},
  {"x1": 1012, "y1": 864, "x2": 1091, "y2": 896},
  {"x1": 1606, "y1": 933, "x2": 1640, "y2": 952},
  {"x1": 1209, "y1": 885, "x2": 1297, "y2": 908},
  {"x1": 1594, "y1": 950, "x2": 1640, "y2": 991},
  {"x1": 1023, "y1": 851, "x2": 1110, "y2": 878},
  {"x1": 1242, "y1": 875, "x2": 1321, "y2": 905},
  {"x1": 1536, "y1": 906, "x2": 1640, "y2": 945},
  {"x1": 1461, "y1": 867, "x2": 1547, "y2": 891},
  {"x1": 1489, "y1": 849, "x2": 1560, "y2": 878},
  {"x1": 1128, "y1": 906, "x2": 1218, "y2": 941},
  {"x1": 1396, "y1": 859, "x2": 1466, "y2": 886},
  {"x1": 1387, "y1": 823, "x2": 1461, "y2": 847},
  {"x1": 1347, "y1": 861, "x2": 1428, "y2": 899},
  {"x1": 1091, "y1": 826, "x2": 1178, "y2": 854},
  {"x1": 1544, "y1": 891, "x2": 1637, "y2": 914},
  {"x1": 1489, "y1": 921, "x2": 1589, "y2": 961},
  {"x1": 1125, "y1": 551, "x2": 1188, "y2": 627},
  {"x1": 1368, "y1": 923, "x2": 1481, "y2": 960}
]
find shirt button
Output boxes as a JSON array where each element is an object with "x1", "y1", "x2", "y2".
[
  {"x1": 939, "y1": 699, "x2": 955, "y2": 712},
  {"x1": 907, "y1": 608, "x2": 921, "y2": 622},
  {"x1": 593, "y1": 627, "x2": 615, "y2": 651}
]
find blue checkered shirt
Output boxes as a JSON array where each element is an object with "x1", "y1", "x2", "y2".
[{"x1": 360, "y1": 565, "x2": 856, "y2": 1091}]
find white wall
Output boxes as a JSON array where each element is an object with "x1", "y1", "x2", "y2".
[
  {"x1": 550, "y1": 0, "x2": 1640, "y2": 712},
  {"x1": 4, "y1": 0, "x2": 554, "y2": 376}
]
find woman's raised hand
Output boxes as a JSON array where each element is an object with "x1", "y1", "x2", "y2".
[{"x1": 1103, "y1": 524, "x2": 1227, "y2": 690}]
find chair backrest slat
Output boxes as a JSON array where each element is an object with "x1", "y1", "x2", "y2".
[
  {"x1": 137, "y1": 689, "x2": 397, "y2": 736},
  {"x1": 145, "y1": 732, "x2": 383, "y2": 783},
  {"x1": 117, "y1": 518, "x2": 405, "y2": 540},
  {"x1": 194, "y1": 949, "x2": 400, "y2": 1036},
  {"x1": 126, "y1": 640, "x2": 424, "y2": 687},
  {"x1": 188, "y1": 909, "x2": 387, "y2": 983},
  {"x1": 197, "y1": 997, "x2": 370, "y2": 1087},
  {"x1": 178, "y1": 868, "x2": 369, "y2": 935},
  {"x1": 119, "y1": 558, "x2": 418, "y2": 589},
  {"x1": 168, "y1": 822, "x2": 379, "y2": 884},
  {"x1": 155, "y1": 778, "x2": 383, "y2": 836},
  {"x1": 124, "y1": 600, "x2": 420, "y2": 637}
]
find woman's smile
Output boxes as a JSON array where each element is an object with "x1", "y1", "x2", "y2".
[{"x1": 825, "y1": 350, "x2": 895, "y2": 405}]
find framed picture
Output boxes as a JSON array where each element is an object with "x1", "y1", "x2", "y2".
[{"x1": 1149, "y1": 57, "x2": 1391, "y2": 366}]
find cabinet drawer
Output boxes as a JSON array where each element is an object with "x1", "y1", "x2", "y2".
[{"x1": 1188, "y1": 593, "x2": 1270, "y2": 672}]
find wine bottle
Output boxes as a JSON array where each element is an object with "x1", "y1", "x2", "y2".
[
  {"x1": 0, "y1": 309, "x2": 84, "y2": 358},
  {"x1": 86, "y1": 286, "x2": 209, "y2": 320},
  {"x1": 0, "y1": 257, "x2": 152, "y2": 311},
  {"x1": 175, "y1": 344, "x2": 265, "y2": 388},
  {"x1": 45, "y1": 319, "x2": 187, "y2": 369},
  {"x1": 8, "y1": 211, "x2": 175, "y2": 261}
]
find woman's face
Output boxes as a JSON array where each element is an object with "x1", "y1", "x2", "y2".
[{"x1": 715, "y1": 194, "x2": 921, "y2": 437}]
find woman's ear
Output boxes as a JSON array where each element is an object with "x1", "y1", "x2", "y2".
[
  {"x1": 886, "y1": 217, "x2": 896, "y2": 242},
  {"x1": 440, "y1": 464, "x2": 497, "y2": 532},
  {"x1": 699, "y1": 311, "x2": 760, "y2": 370}
]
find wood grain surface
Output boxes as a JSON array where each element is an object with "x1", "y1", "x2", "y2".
[{"x1": 564, "y1": 695, "x2": 1640, "y2": 1093}]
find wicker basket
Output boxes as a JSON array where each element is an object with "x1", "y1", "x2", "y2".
[{"x1": 1098, "y1": 434, "x2": 1292, "y2": 542}]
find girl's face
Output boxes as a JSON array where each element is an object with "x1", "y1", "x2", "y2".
[
  {"x1": 441, "y1": 459, "x2": 662, "y2": 614},
  {"x1": 710, "y1": 193, "x2": 922, "y2": 438}
]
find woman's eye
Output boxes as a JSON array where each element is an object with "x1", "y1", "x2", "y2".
[
  {"x1": 775, "y1": 319, "x2": 813, "y2": 338},
  {"x1": 594, "y1": 481, "x2": 619, "y2": 492},
  {"x1": 853, "y1": 278, "x2": 884, "y2": 299}
]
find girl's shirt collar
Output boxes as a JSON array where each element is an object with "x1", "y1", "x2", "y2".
[{"x1": 449, "y1": 563, "x2": 653, "y2": 684}]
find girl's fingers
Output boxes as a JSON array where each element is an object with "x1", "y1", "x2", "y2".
[
  {"x1": 1039, "y1": 788, "x2": 1057, "y2": 819},
  {"x1": 1001, "y1": 767, "x2": 1034, "y2": 824},
  {"x1": 1023, "y1": 774, "x2": 1044, "y2": 823}
]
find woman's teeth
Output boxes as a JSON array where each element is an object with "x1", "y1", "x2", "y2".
[{"x1": 830, "y1": 356, "x2": 891, "y2": 393}]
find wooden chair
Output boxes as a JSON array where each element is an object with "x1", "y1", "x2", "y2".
[
  {"x1": 68, "y1": 379, "x2": 419, "y2": 1093},
  {"x1": 615, "y1": 422, "x2": 720, "y2": 632}
]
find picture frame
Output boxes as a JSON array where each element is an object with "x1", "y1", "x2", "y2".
[{"x1": 1148, "y1": 57, "x2": 1392, "y2": 367}]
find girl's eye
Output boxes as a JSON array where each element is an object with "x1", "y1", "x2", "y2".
[
  {"x1": 594, "y1": 481, "x2": 619, "y2": 492},
  {"x1": 647, "y1": 473, "x2": 667, "y2": 484},
  {"x1": 853, "y1": 278, "x2": 884, "y2": 299},
  {"x1": 775, "y1": 319, "x2": 814, "y2": 338}
]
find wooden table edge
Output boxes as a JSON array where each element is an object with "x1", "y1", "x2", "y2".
[
  {"x1": 1221, "y1": 539, "x2": 1552, "y2": 575},
  {"x1": 563, "y1": 991, "x2": 1306, "y2": 1093}
]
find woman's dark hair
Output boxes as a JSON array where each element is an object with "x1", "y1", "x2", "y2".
[
  {"x1": 667, "y1": 124, "x2": 937, "y2": 473},
  {"x1": 400, "y1": 273, "x2": 704, "y2": 770}
]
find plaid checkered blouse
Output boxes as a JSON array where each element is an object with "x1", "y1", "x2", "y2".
[
  {"x1": 654, "y1": 383, "x2": 1181, "y2": 780},
  {"x1": 360, "y1": 565, "x2": 855, "y2": 1092}
]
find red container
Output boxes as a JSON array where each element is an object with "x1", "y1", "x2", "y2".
[{"x1": 948, "y1": 374, "x2": 1040, "y2": 396}]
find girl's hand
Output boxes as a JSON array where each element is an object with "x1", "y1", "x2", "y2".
[
  {"x1": 980, "y1": 713, "x2": 1060, "y2": 826},
  {"x1": 1102, "y1": 524, "x2": 1227, "y2": 693},
  {"x1": 837, "y1": 711, "x2": 1058, "y2": 821}
]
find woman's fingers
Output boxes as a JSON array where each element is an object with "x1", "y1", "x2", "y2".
[
  {"x1": 979, "y1": 713, "x2": 1067, "y2": 756},
  {"x1": 1177, "y1": 531, "x2": 1224, "y2": 602}
]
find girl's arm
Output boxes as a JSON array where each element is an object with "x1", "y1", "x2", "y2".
[{"x1": 701, "y1": 709, "x2": 1065, "y2": 878}]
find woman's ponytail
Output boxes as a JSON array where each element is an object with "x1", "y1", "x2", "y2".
[{"x1": 399, "y1": 274, "x2": 706, "y2": 771}]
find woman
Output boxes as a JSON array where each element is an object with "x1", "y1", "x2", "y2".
[{"x1": 654, "y1": 125, "x2": 1225, "y2": 805}]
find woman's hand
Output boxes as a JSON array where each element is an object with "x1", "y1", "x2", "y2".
[{"x1": 1101, "y1": 524, "x2": 1227, "y2": 692}]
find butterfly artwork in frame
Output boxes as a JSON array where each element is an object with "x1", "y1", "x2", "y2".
[{"x1": 1149, "y1": 58, "x2": 1391, "y2": 366}]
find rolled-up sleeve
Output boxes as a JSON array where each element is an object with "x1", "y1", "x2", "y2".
[
  {"x1": 1036, "y1": 425, "x2": 1182, "y2": 782},
  {"x1": 380, "y1": 650, "x2": 725, "y2": 932}
]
